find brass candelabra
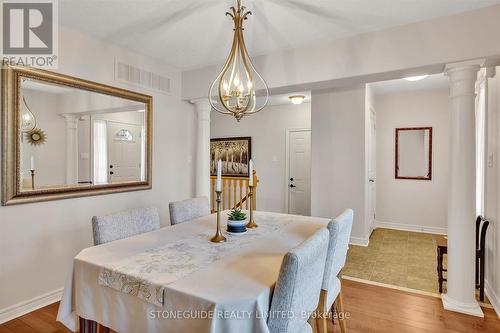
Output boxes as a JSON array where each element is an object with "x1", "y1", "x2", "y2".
[
  {"x1": 246, "y1": 185, "x2": 258, "y2": 228},
  {"x1": 211, "y1": 190, "x2": 227, "y2": 243}
]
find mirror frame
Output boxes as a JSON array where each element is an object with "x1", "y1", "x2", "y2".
[
  {"x1": 1, "y1": 64, "x2": 153, "y2": 205},
  {"x1": 395, "y1": 127, "x2": 432, "y2": 181}
]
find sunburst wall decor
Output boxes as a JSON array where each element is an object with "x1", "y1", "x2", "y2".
[{"x1": 26, "y1": 128, "x2": 47, "y2": 146}]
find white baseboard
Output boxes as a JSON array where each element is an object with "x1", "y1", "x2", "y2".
[
  {"x1": 374, "y1": 220, "x2": 447, "y2": 235},
  {"x1": 0, "y1": 288, "x2": 63, "y2": 324},
  {"x1": 485, "y1": 279, "x2": 500, "y2": 318},
  {"x1": 350, "y1": 235, "x2": 370, "y2": 247}
]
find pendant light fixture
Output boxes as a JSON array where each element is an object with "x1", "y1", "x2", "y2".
[
  {"x1": 208, "y1": 0, "x2": 269, "y2": 121},
  {"x1": 20, "y1": 96, "x2": 37, "y2": 132}
]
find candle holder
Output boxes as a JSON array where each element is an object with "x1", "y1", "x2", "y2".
[
  {"x1": 30, "y1": 169, "x2": 35, "y2": 190},
  {"x1": 246, "y1": 185, "x2": 258, "y2": 228},
  {"x1": 211, "y1": 190, "x2": 227, "y2": 243}
]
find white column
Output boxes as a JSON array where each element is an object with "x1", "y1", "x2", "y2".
[
  {"x1": 63, "y1": 114, "x2": 79, "y2": 185},
  {"x1": 442, "y1": 60, "x2": 483, "y2": 317},
  {"x1": 190, "y1": 98, "x2": 212, "y2": 200}
]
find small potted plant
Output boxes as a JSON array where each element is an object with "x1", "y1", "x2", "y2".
[{"x1": 227, "y1": 208, "x2": 247, "y2": 234}]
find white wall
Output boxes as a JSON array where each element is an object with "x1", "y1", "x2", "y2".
[
  {"x1": 210, "y1": 103, "x2": 311, "y2": 213},
  {"x1": 374, "y1": 89, "x2": 450, "y2": 233},
  {"x1": 485, "y1": 68, "x2": 500, "y2": 316},
  {"x1": 21, "y1": 90, "x2": 66, "y2": 188},
  {"x1": 0, "y1": 25, "x2": 196, "y2": 317},
  {"x1": 311, "y1": 86, "x2": 368, "y2": 244}
]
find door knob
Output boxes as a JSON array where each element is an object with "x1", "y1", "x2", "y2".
[
  {"x1": 110, "y1": 171, "x2": 114, "y2": 175},
  {"x1": 290, "y1": 177, "x2": 294, "y2": 181},
  {"x1": 109, "y1": 165, "x2": 113, "y2": 168},
  {"x1": 289, "y1": 184, "x2": 296, "y2": 188},
  {"x1": 369, "y1": 179, "x2": 375, "y2": 183}
]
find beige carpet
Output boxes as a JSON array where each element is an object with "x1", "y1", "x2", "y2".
[
  {"x1": 343, "y1": 228, "x2": 444, "y2": 294},
  {"x1": 342, "y1": 228, "x2": 490, "y2": 304}
]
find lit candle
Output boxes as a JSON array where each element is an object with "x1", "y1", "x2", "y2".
[
  {"x1": 30, "y1": 156, "x2": 35, "y2": 171},
  {"x1": 248, "y1": 160, "x2": 253, "y2": 186},
  {"x1": 216, "y1": 159, "x2": 222, "y2": 192}
]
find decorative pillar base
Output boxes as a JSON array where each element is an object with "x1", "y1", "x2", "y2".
[{"x1": 442, "y1": 294, "x2": 484, "y2": 318}]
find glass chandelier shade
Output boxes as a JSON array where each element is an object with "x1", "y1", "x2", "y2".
[
  {"x1": 20, "y1": 96, "x2": 37, "y2": 132},
  {"x1": 208, "y1": 0, "x2": 269, "y2": 121}
]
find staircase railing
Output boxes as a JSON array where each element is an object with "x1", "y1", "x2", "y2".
[{"x1": 210, "y1": 170, "x2": 258, "y2": 213}]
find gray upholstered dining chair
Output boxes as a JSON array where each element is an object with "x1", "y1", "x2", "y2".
[
  {"x1": 92, "y1": 207, "x2": 160, "y2": 245},
  {"x1": 268, "y1": 228, "x2": 329, "y2": 333},
  {"x1": 169, "y1": 196, "x2": 210, "y2": 225},
  {"x1": 316, "y1": 209, "x2": 354, "y2": 333}
]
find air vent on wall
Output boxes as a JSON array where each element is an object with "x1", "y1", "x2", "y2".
[{"x1": 115, "y1": 59, "x2": 171, "y2": 94}]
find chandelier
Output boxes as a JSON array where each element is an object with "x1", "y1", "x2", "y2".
[{"x1": 208, "y1": 0, "x2": 269, "y2": 121}]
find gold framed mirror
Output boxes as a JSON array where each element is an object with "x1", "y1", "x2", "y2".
[{"x1": 1, "y1": 64, "x2": 152, "y2": 205}]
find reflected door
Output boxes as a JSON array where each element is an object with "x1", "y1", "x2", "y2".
[
  {"x1": 288, "y1": 130, "x2": 311, "y2": 215},
  {"x1": 107, "y1": 122, "x2": 142, "y2": 183}
]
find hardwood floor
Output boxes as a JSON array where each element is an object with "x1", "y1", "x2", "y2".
[{"x1": 1, "y1": 279, "x2": 498, "y2": 333}]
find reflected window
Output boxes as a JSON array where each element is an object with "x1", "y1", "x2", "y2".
[{"x1": 115, "y1": 129, "x2": 133, "y2": 141}]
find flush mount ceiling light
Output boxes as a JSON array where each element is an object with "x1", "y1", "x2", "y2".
[
  {"x1": 208, "y1": 0, "x2": 269, "y2": 122},
  {"x1": 289, "y1": 95, "x2": 306, "y2": 105},
  {"x1": 403, "y1": 75, "x2": 429, "y2": 82}
]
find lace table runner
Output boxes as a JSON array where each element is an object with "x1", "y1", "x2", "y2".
[{"x1": 98, "y1": 214, "x2": 294, "y2": 306}]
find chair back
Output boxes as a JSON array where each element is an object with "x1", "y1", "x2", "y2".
[
  {"x1": 322, "y1": 209, "x2": 354, "y2": 293},
  {"x1": 92, "y1": 207, "x2": 160, "y2": 245},
  {"x1": 268, "y1": 228, "x2": 329, "y2": 333},
  {"x1": 475, "y1": 216, "x2": 490, "y2": 252},
  {"x1": 169, "y1": 197, "x2": 210, "y2": 225}
]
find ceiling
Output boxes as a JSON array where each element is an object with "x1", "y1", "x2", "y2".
[
  {"x1": 59, "y1": 0, "x2": 500, "y2": 70},
  {"x1": 370, "y1": 74, "x2": 448, "y2": 95}
]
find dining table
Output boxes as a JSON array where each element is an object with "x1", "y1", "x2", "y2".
[{"x1": 57, "y1": 211, "x2": 331, "y2": 333}]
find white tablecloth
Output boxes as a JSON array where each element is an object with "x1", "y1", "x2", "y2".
[{"x1": 57, "y1": 211, "x2": 330, "y2": 333}]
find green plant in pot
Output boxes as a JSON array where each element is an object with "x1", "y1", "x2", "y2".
[{"x1": 227, "y1": 208, "x2": 247, "y2": 233}]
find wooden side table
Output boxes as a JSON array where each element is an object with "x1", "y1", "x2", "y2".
[{"x1": 436, "y1": 236, "x2": 448, "y2": 293}]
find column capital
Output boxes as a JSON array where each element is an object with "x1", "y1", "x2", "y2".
[
  {"x1": 62, "y1": 114, "x2": 78, "y2": 129},
  {"x1": 445, "y1": 59, "x2": 483, "y2": 100},
  {"x1": 190, "y1": 98, "x2": 211, "y2": 121},
  {"x1": 444, "y1": 59, "x2": 485, "y2": 76},
  {"x1": 190, "y1": 98, "x2": 211, "y2": 108}
]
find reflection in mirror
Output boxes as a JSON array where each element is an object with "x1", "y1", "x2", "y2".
[
  {"x1": 395, "y1": 127, "x2": 432, "y2": 180},
  {"x1": 19, "y1": 78, "x2": 147, "y2": 192}
]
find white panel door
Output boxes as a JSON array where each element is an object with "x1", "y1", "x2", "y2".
[
  {"x1": 107, "y1": 122, "x2": 142, "y2": 183},
  {"x1": 288, "y1": 130, "x2": 311, "y2": 215}
]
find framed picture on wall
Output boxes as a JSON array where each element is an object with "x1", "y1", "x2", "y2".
[{"x1": 210, "y1": 137, "x2": 252, "y2": 177}]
